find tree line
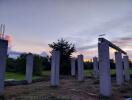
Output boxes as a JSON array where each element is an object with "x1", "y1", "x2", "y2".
[
  {"x1": 6, "y1": 38, "x2": 132, "y2": 76},
  {"x1": 6, "y1": 54, "x2": 50, "y2": 75}
]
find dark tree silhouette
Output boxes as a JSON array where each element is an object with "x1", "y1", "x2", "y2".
[
  {"x1": 49, "y1": 38, "x2": 76, "y2": 75},
  {"x1": 10, "y1": 53, "x2": 50, "y2": 75}
]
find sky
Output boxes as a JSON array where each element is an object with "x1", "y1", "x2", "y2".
[{"x1": 0, "y1": 0, "x2": 132, "y2": 59}]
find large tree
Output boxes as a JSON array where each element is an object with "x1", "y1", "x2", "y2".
[{"x1": 49, "y1": 38, "x2": 76, "y2": 75}]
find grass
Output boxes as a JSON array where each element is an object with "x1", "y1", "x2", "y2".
[
  {"x1": 84, "y1": 69, "x2": 93, "y2": 77},
  {"x1": 5, "y1": 68, "x2": 132, "y2": 80},
  {"x1": 5, "y1": 70, "x2": 50, "y2": 81},
  {"x1": 42, "y1": 70, "x2": 50, "y2": 76},
  {"x1": 6, "y1": 72, "x2": 25, "y2": 80},
  {"x1": 85, "y1": 68, "x2": 132, "y2": 77},
  {"x1": 111, "y1": 69, "x2": 116, "y2": 75},
  {"x1": 111, "y1": 68, "x2": 132, "y2": 75}
]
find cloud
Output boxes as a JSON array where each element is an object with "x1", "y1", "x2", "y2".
[
  {"x1": 9, "y1": 50, "x2": 24, "y2": 55},
  {"x1": 78, "y1": 13, "x2": 132, "y2": 39},
  {"x1": 112, "y1": 35, "x2": 132, "y2": 47},
  {"x1": 77, "y1": 44, "x2": 97, "y2": 51}
]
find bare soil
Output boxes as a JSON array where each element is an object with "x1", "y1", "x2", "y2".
[{"x1": 3, "y1": 76, "x2": 132, "y2": 100}]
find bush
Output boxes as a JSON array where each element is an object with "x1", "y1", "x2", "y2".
[
  {"x1": 6, "y1": 53, "x2": 50, "y2": 76},
  {"x1": 6, "y1": 57, "x2": 17, "y2": 72}
]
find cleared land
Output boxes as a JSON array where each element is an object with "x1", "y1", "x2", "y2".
[{"x1": 3, "y1": 69, "x2": 132, "y2": 100}]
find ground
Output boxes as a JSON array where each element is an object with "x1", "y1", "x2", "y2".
[{"x1": 4, "y1": 76, "x2": 132, "y2": 100}]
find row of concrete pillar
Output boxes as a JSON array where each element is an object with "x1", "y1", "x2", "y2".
[
  {"x1": 0, "y1": 39, "x2": 34, "y2": 96},
  {"x1": 51, "y1": 50, "x2": 85, "y2": 86},
  {"x1": 93, "y1": 54, "x2": 130, "y2": 82},
  {"x1": 93, "y1": 54, "x2": 130, "y2": 96},
  {"x1": 98, "y1": 42, "x2": 131, "y2": 97},
  {"x1": 0, "y1": 39, "x2": 130, "y2": 97},
  {"x1": 51, "y1": 50, "x2": 131, "y2": 97},
  {"x1": 0, "y1": 46, "x2": 85, "y2": 95}
]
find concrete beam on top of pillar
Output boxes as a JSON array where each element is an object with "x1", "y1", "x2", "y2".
[{"x1": 98, "y1": 38, "x2": 127, "y2": 55}]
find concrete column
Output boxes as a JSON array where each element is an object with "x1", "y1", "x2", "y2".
[
  {"x1": 0, "y1": 39, "x2": 8, "y2": 96},
  {"x1": 51, "y1": 51, "x2": 60, "y2": 86},
  {"x1": 123, "y1": 55, "x2": 130, "y2": 81},
  {"x1": 115, "y1": 52, "x2": 124, "y2": 85},
  {"x1": 71, "y1": 58, "x2": 76, "y2": 76},
  {"x1": 93, "y1": 57, "x2": 98, "y2": 78},
  {"x1": 77, "y1": 55, "x2": 84, "y2": 81},
  {"x1": 26, "y1": 54, "x2": 34, "y2": 84},
  {"x1": 98, "y1": 42, "x2": 112, "y2": 97}
]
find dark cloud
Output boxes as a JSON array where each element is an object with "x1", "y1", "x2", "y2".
[
  {"x1": 112, "y1": 35, "x2": 132, "y2": 47},
  {"x1": 77, "y1": 44, "x2": 97, "y2": 51},
  {"x1": 77, "y1": 15, "x2": 132, "y2": 36}
]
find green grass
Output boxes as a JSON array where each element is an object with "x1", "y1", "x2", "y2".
[
  {"x1": 111, "y1": 69, "x2": 116, "y2": 75},
  {"x1": 42, "y1": 70, "x2": 50, "y2": 76},
  {"x1": 84, "y1": 68, "x2": 132, "y2": 77},
  {"x1": 5, "y1": 72, "x2": 25, "y2": 80},
  {"x1": 5, "y1": 69, "x2": 132, "y2": 80},
  {"x1": 84, "y1": 69, "x2": 93, "y2": 77},
  {"x1": 110, "y1": 69, "x2": 132, "y2": 75},
  {"x1": 5, "y1": 70, "x2": 50, "y2": 80}
]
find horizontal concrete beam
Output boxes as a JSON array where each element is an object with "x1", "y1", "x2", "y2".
[{"x1": 98, "y1": 38, "x2": 127, "y2": 54}]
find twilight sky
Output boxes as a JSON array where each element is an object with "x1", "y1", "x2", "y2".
[{"x1": 0, "y1": 0, "x2": 132, "y2": 59}]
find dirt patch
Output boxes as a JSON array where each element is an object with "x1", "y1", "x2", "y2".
[{"x1": 2, "y1": 76, "x2": 132, "y2": 100}]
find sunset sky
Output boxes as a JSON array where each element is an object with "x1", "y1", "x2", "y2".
[{"x1": 0, "y1": 0, "x2": 132, "y2": 59}]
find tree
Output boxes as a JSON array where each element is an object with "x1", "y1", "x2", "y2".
[
  {"x1": 6, "y1": 57, "x2": 17, "y2": 72},
  {"x1": 110, "y1": 59, "x2": 115, "y2": 69},
  {"x1": 49, "y1": 38, "x2": 76, "y2": 75},
  {"x1": 15, "y1": 53, "x2": 47, "y2": 75},
  {"x1": 16, "y1": 53, "x2": 26, "y2": 74}
]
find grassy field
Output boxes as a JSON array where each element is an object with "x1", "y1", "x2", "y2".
[
  {"x1": 5, "y1": 68, "x2": 132, "y2": 80},
  {"x1": 84, "y1": 69, "x2": 93, "y2": 77},
  {"x1": 84, "y1": 69, "x2": 117, "y2": 77},
  {"x1": 5, "y1": 71, "x2": 50, "y2": 80}
]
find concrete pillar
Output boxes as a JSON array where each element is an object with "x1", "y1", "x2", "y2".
[
  {"x1": 26, "y1": 54, "x2": 34, "y2": 84},
  {"x1": 98, "y1": 42, "x2": 112, "y2": 97},
  {"x1": 93, "y1": 57, "x2": 99, "y2": 78},
  {"x1": 115, "y1": 52, "x2": 124, "y2": 85},
  {"x1": 51, "y1": 51, "x2": 60, "y2": 86},
  {"x1": 0, "y1": 39, "x2": 8, "y2": 96},
  {"x1": 123, "y1": 55, "x2": 130, "y2": 81},
  {"x1": 71, "y1": 58, "x2": 76, "y2": 76},
  {"x1": 77, "y1": 55, "x2": 84, "y2": 81}
]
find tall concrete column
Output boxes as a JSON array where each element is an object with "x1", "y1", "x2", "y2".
[
  {"x1": 98, "y1": 42, "x2": 112, "y2": 97},
  {"x1": 51, "y1": 51, "x2": 60, "y2": 86},
  {"x1": 26, "y1": 54, "x2": 34, "y2": 84},
  {"x1": 71, "y1": 58, "x2": 76, "y2": 76},
  {"x1": 115, "y1": 52, "x2": 124, "y2": 85},
  {"x1": 77, "y1": 55, "x2": 84, "y2": 81},
  {"x1": 93, "y1": 57, "x2": 99, "y2": 78},
  {"x1": 123, "y1": 55, "x2": 130, "y2": 81},
  {"x1": 0, "y1": 39, "x2": 8, "y2": 96}
]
